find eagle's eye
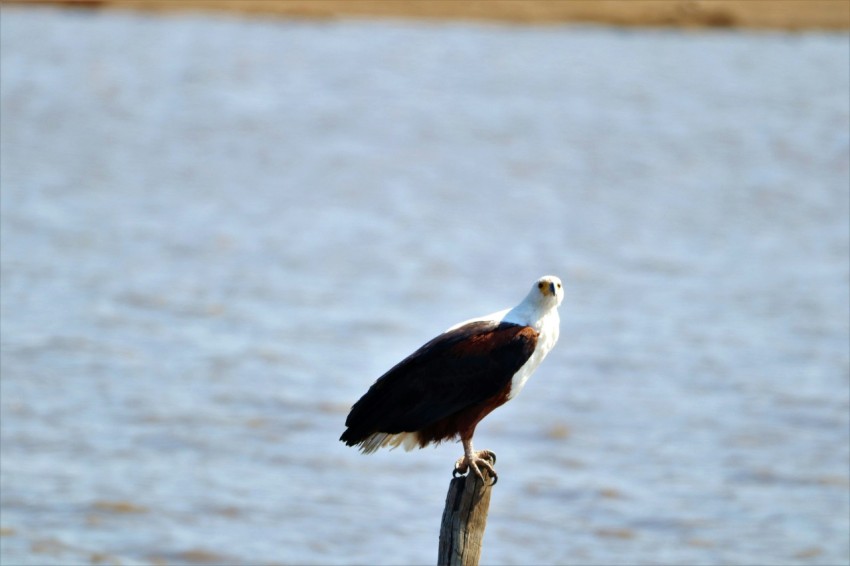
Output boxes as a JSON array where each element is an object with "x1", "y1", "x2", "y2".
[
  {"x1": 538, "y1": 282, "x2": 544, "y2": 289},
  {"x1": 557, "y1": 283, "x2": 561, "y2": 289}
]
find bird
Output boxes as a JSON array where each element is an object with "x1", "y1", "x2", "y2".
[{"x1": 340, "y1": 275, "x2": 563, "y2": 484}]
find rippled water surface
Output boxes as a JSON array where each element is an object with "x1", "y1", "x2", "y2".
[{"x1": 1, "y1": 8, "x2": 848, "y2": 566}]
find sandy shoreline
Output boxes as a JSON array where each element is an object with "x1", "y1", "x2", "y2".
[{"x1": 5, "y1": 0, "x2": 850, "y2": 30}]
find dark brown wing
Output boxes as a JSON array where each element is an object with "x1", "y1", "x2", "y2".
[{"x1": 340, "y1": 321, "x2": 538, "y2": 446}]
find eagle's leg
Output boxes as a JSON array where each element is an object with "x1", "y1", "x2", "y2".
[{"x1": 453, "y1": 437, "x2": 498, "y2": 486}]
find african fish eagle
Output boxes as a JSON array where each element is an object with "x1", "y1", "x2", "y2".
[{"x1": 340, "y1": 275, "x2": 563, "y2": 484}]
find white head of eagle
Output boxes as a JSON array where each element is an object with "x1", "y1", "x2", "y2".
[{"x1": 340, "y1": 275, "x2": 563, "y2": 484}]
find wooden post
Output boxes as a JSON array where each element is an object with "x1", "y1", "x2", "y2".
[{"x1": 437, "y1": 467, "x2": 495, "y2": 566}]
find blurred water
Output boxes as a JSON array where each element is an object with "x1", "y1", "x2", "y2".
[{"x1": 1, "y1": 7, "x2": 848, "y2": 566}]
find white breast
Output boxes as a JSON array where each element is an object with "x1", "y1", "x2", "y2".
[{"x1": 507, "y1": 310, "x2": 560, "y2": 400}]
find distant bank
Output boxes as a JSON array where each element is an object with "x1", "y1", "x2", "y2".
[{"x1": 5, "y1": 0, "x2": 850, "y2": 30}]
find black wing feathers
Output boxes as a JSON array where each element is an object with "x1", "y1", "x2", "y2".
[{"x1": 340, "y1": 321, "x2": 537, "y2": 445}]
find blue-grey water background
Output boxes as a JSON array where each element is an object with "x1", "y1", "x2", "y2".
[{"x1": 1, "y1": 7, "x2": 848, "y2": 566}]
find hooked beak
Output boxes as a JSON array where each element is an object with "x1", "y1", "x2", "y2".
[{"x1": 549, "y1": 282, "x2": 556, "y2": 295}]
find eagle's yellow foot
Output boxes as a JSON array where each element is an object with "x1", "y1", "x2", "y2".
[{"x1": 452, "y1": 450, "x2": 498, "y2": 486}]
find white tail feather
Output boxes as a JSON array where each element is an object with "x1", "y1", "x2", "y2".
[{"x1": 359, "y1": 431, "x2": 419, "y2": 454}]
